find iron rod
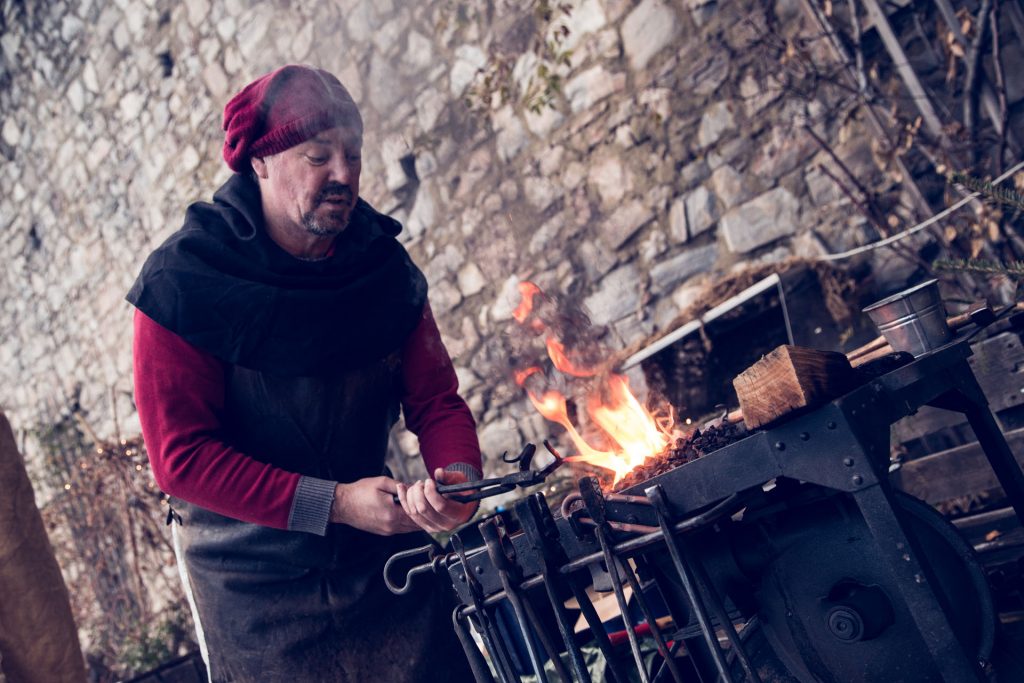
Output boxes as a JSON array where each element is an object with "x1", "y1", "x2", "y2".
[
  {"x1": 521, "y1": 592, "x2": 574, "y2": 683},
  {"x1": 646, "y1": 486, "x2": 735, "y2": 683},
  {"x1": 675, "y1": 534, "x2": 761, "y2": 683},
  {"x1": 517, "y1": 495, "x2": 594, "y2": 683},
  {"x1": 596, "y1": 525, "x2": 651, "y2": 683},
  {"x1": 618, "y1": 557, "x2": 686, "y2": 683},
  {"x1": 561, "y1": 493, "x2": 747, "y2": 574},
  {"x1": 453, "y1": 608, "x2": 497, "y2": 683},
  {"x1": 482, "y1": 520, "x2": 552, "y2": 683},
  {"x1": 452, "y1": 535, "x2": 521, "y2": 683},
  {"x1": 537, "y1": 565, "x2": 593, "y2": 683},
  {"x1": 569, "y1": 578, "x2": 631, "y2": 683}
]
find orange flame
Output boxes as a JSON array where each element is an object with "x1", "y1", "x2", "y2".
[
  {"x1": 514, "y1": 366, "x2": 542, "y2": 387},
  {"x1": 513, "y1": 282, "x2": 678, "y2": 484},
  {"x1": 545, "y1": 337, "x2": 598, "y2": 377},
  {"x1": 513, "y1": 282, "x2": 542, "y2": 323}
]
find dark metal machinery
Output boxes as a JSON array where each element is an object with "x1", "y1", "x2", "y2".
[{"x1": 387, "y1": 336, "x2": 1024, "y2": 682}]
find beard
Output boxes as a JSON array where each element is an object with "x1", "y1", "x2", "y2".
[
  {"x1": 302, "y1": 183, "x2": 355, "y2": 236},
  {"x1": 302, "y1": 206, "x2": 350, "y2": 236}
]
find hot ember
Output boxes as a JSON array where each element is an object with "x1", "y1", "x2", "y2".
[{"x1": 511, "y1": 281, "x2": 685, "y2": 485}]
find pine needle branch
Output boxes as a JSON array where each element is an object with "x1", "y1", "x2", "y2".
[
  {"x1": 949, "y1": 171, "x2": 1024, "y2": 211},
  {"x1": 934, "y1": 257, "x2": 1024, "y2": 279}
]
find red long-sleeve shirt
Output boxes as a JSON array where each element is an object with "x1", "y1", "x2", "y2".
[{"x1": 133, "y1": 303, "x2": 481, "y2": 531}]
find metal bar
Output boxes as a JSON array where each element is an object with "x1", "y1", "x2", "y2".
[
  {"x1": 537, "y1": 566, "x2": 592, "y2": 683},
  {"x1": 618, "y1": 559, "x2": 685, "y2": 683},
  {"x1": 674, "y1": 534, "x2": 761, "y2": 683},
  {"x1": 452, "y1": 534, "x2": 520, "y2": 683},
  {"x1": 650, "y1": 641, "x2": 689, "y2": 683},
  {"x1": 480, "y1": 519, "x2": 552, "y2": 683},
  {"x1": 569, "y1": 577, "x2": 631, "y2": 683},
  {"x1": 775, "y1": 275, "x2": 794, "y2": 345},
  {"x1": 960, "y1": 391, "x2": 1024, "y2": 525},
  {"x1": 578, "y1": 476, "x2": 650, "y2": 681},
  {"x1": 596, "y1": 525, "x2": 651, "y2": 682},
  {"x1": 516, "y1": 496, "x2": 593, "y2": 683},
  {"x1": 521, "y1": 592, "x2": 574, "y2": 683},
  {"x1": 852, "y1": 483, "x2": 986, "y2": 682},
  {"x1": 646, "y1": 486, "x2": 735, "y2": 683},
  {"x1": 479, "y1": 607, "x2": 520, "y2": 683},
  {"x1": 453, "y1": 608, "x2": 497, "y2": 683},
  {"x1": 561, "y1": 493, "x2": 749, "y2": 574}
]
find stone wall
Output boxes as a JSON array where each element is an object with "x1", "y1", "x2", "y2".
[{"x1": 0, "y1": 0, "x2": 902, "y2": 488}]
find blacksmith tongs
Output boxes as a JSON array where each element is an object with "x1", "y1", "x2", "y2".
[{"x1": 391, "y1": 441, "x2": 565, "y2": 504}]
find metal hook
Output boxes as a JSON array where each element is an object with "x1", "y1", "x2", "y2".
[{"x1": 383, "y1": 544, "x2": 440, "y2": 595}]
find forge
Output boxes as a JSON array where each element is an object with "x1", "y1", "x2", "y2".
[{"x1": 386, "y1": 288, "x2": 1024, "y2": 683}]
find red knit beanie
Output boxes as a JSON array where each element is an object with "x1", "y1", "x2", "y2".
[{"x1": 222, "y1": 64, "x2": 362, "y2": 173}]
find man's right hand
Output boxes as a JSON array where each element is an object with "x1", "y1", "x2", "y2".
[{"x1": 329, "y1": 476, "x2": 420, "y2": 535}]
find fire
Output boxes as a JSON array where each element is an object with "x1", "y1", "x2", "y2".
[
  {"x1": 513, "y1": 281, "x2": 678, "y2": 484},
  {"x1": 514, "y1": 366, "x2": 541, "y2": 387},
  {"x1": 545, "y1": 337, "x2": 598, "y2": 377},
  {"x1": 512, "y1": 282, "x2": 542, "y2": 323}
]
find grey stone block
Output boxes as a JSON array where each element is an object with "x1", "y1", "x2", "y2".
[
  {"x1": 622, "y1": 0, "x2": 682, "y2": 71},
  {"x1": 584, "y1": 263, "x2": 641, "y2": 324},
  {"x1": 720, "y1": 187, "x2": 800, "y2": 253},
  {"x1": 649, "y1": 243, "x2": 718, "y2": 294}
]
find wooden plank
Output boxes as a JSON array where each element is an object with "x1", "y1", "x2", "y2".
[
  {"x1": 733, "y1": 345, "x2": 858, "y2": 430},
  {"x1": 892, "y1": 428, "x2": 1024, "y2": 503},
  {"x1": 892, "y1": 332, "x2": 1024, "y2": 445}
]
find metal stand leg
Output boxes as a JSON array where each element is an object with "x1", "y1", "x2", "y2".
[
  {"x1": 853, "y1": 482, "x2": 986, "y2": 683},
  {"x1": 962, "y1": 396, "x2": 1024, "y2": 524},
  {"x1": 931, "y1": 361, "x2": 1024, "y2": 523}
]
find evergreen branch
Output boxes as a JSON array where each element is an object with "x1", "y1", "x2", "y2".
[
  {"x1": 949, "y1": 171, "x2": 1024, "y2": 211},
  {"x1": 934, "y1": 257, "x2": 1024, "y2": 279}
]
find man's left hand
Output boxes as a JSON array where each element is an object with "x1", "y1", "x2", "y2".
[{"x1": 395, "y1": 468, "x2": 477, "y2": 533}]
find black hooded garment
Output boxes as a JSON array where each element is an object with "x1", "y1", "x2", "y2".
[{"x1": 126, "y1": 172, "x2": 427, "y2": 377}]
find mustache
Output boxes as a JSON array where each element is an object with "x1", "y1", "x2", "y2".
[{"x1": 316, "y1": 183, "x2": 354, "y2": 204}]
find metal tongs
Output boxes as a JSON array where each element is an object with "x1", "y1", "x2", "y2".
[
  {"x1": 391, "y1": 441, "x2": 566, "y2": 505},
  {"x1": 437, "y1": 441, "x2": 566, "y2": 503}
]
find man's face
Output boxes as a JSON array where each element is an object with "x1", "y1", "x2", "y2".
[{"x1": 256, "y1": 126, "x2": 363, "y2": 239}]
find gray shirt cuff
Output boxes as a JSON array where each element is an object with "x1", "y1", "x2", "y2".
[
  {"x1": 288, "y1": 475, "x2": 337, "y2": 536},
  {"x1": 444, "y1": 462, "x2": 482, "y2": 482}
]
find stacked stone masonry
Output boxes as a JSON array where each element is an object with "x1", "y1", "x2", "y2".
[{"x1": 0, "y1": 0, "x2": 915, "y2": 493}]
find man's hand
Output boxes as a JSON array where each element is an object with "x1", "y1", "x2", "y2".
[
  {"x1": 330, "y1": 476, "x2": 420, "y2": 535},
  {"x1": 395, "y1": 468, "x2": 477, "y2": 534}
]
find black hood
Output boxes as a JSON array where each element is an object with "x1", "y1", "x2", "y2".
[{"x1": 126, "y1": 173, "x2": 427, "y2": 376}]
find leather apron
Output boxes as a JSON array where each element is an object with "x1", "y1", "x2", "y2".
[{"x1": 172, "y1": 353, "x2": 473, "y2": 682}]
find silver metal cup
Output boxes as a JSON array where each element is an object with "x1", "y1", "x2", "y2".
[{"x1": 862, "y1": 279, "x2": 952, "y2": 356}]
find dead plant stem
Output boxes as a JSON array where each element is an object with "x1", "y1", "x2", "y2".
[
  {"x1": 964, "y1": 0, "x2": 993, "y2": 169},
  {"x1": 990, "y1": 3, "x2": 1009, "y2": 176}
]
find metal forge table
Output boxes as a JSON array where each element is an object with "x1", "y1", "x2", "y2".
[{"x1": 410, "y1": 337, "x2": 1024, "y2": 683}]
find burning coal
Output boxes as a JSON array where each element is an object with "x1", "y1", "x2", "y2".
[{"x1": 511, "y1": 282, "x2": 685, "y2": 484}]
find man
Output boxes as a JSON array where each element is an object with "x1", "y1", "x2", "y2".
[{"x1": 128, "y1": 65, "x2": 481, "y2": 682}]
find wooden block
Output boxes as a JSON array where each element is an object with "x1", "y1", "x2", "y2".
[{"x1": 733, "y1": 345, "x2": 858, "y2": 430}]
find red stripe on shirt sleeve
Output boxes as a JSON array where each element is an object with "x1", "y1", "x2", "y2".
[
  {"x1": 400, "y1": 303, "x2": 482, "y2": 476},
  {"x1": 132, "y1": 309, "x2": 300, "y2": 529}
]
